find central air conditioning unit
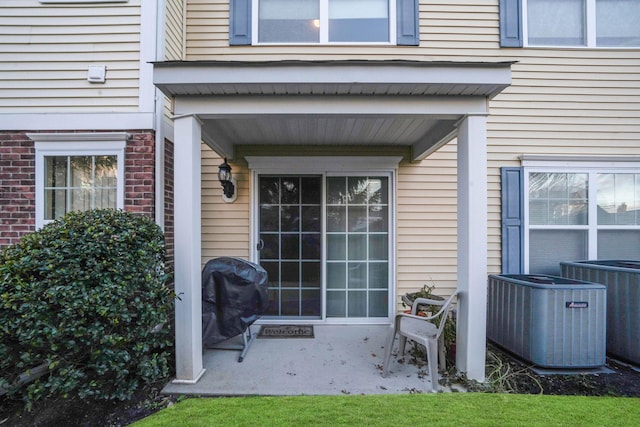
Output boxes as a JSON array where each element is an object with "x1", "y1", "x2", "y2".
[
  {"x1": 561, "y1": 260, "x2": 640, "y2": 365},
  {"x1": 487, "y1": 274, "x2": 606, "y2": 368}
]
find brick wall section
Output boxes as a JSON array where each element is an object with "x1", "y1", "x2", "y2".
[
  {"x1": 0, "y1": 130, "x2": 160, "y2": 249},
  {"x1": 164, "y1": 139, "x2": 175, "y2": 280},
  {"x1": 125, "y1": 132, "x2": 156, "y2": 217},
  {"x1": 0, "y1": 133, "x2": 36, "y2": 247}
]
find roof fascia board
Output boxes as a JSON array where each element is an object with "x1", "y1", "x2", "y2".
[
  {"x1": 153, "y1": 62, "x2": 512, "y2": 95},
  {"x1": 173, "y1": 95, "x2": 488, "y2": 118}
]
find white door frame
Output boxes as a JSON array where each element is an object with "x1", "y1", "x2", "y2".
[{"x1": 247, "y1": 156, "x2": 402, "y2": 324}]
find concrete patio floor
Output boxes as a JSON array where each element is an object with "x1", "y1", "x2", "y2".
[{"x1": 162, "y1": 324, "x2": 452, "y2": 396}]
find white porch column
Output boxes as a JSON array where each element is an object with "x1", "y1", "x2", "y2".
[
  {"x1": 172, "y1": 114, "x2": 205, "y2": 383},
  {"x1": 455, "y1": 114, "x2": 488, "y2": 381}
]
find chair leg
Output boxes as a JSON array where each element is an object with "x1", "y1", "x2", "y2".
[
  {"x1": 425, "y1": 339, "x2": 439, "y2": 393},
  {"x1": 438, "y1": 335, "x2": 446, "y2": 372},
  {"x1": 382, "y1": 326, "x2": 396, "y2": 377},
  {"x1": 398, "y1": 335, "x2": 407, "y2": 355}
]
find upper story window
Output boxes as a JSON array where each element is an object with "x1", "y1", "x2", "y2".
[
  {"x1": 231, "y1": 0, "x2": 418, "y2": 46},
  {"x1": 525, "y1": 0, "x2": 640, "y2": 47},
  {"x1": 256, "y1": 0, "x2": 392, "y2": 44}
]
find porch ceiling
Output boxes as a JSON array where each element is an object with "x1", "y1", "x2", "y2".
[{"x1": 153, "y1": 60, "x2": 512, "y2": 161}]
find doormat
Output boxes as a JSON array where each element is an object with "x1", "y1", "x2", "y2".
[{"x1": 258, "y1": 325, "x2": 314, "y2": 339}]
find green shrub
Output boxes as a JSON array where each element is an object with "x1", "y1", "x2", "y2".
[{"x1": 0, "y1": 209, "x2": 173, "y2": 406}]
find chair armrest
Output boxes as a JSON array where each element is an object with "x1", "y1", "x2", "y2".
[
  {"x1": 395, "y1": 312, "x2": 440, "y2": 322},
  {"x1": 411, "y1": 297, "x2": 448, "y2": 318}
]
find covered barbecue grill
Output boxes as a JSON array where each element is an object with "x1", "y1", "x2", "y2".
[{"x1": 201, "y1": 257, "x2": 269, "y2": 362}]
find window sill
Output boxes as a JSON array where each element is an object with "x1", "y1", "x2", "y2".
[
  {"x1": 522, "y1": 44, "x2": 640, "y2": 50},
  {"x1": 252, "y1": 42, "x2": 396, "y2": 47},
  {"x1": 39, "y1": 0, "x2": 128, "y2": 3}
]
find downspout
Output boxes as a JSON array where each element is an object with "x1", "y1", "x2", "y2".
[{"x1": 154, "y1": 0, "x2": 167, "y2": 231}]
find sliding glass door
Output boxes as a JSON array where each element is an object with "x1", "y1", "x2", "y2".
[
  {"x1": 325, "y1": 176, "x2": 389, "y2": 318},
  {"x1": 259, "y1": 176, "x2": 322, "y2": 318},
  {"x1": 258, "y1": 174, "x2": 390, "y2": 320}
]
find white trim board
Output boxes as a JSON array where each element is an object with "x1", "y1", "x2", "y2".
[
  {"x1": 245, "y1": 156, "x2": 403, "y2": 173},
  {"x1": 521, "y1": 155, "x2": 640, "y2": 169},
  {"x1": 0, "y1": 113, "x2": 154, "y2": 132}
]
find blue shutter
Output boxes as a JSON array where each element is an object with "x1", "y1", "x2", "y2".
[
  {"x1": 501, "y1": 167, "x2": 524, "y2": 274},
  {"x1": 397, "y1": 0, "x2": 419, "y2": 46},
  {"x1": 499, "y1": 0, "x2": 523, "y2": 47},
  {"x1": 229, "y1": 0, "x2": 252, "y2": 46}
]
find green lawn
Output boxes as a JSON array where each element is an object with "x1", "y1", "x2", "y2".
[{"x1": 133, "y1": 393, "x2": 640, "y2": 426}]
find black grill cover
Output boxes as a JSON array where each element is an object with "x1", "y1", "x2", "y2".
[{"x1": 201, "y1": 257, "x2": 269, "y2": 347}]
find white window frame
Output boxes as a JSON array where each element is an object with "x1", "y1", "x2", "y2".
[
  {"x1": 252, "y1": 0, "x2": 396, "y2": 45},
  {"x1": 29, "y1": 132, "x2": 127, "y2": 229},
  {"x1": 246, "y1": 156, "x2": 400, "y2": 324},
  {"x1": 521, "y1": 157, "x2": 640, "y2": 273},
  {"x1": 523, "y1": 0, "x2": 639, "y2": 48}
]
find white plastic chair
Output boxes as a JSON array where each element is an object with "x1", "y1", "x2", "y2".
[{"x1": 382, "y1": 292, "x2": 457, "y2": 392}]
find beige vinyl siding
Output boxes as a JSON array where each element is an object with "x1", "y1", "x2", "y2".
[
  {"x1": 397, "y1": 143, "x2": 458, "y2": 299},
  {"x1": 184, "y1": 0, "x2": 501, "y2": 60},
  {"x1": 163, "y1": 0, "x2": 184, "y2": 123},
  {"x1": 0, "y1": 0, "x2": 142, "y2": 112},
  {"x1": 165, "y1": 0, "x2": 185, "y2": 60},
  {"x1": 187, "y1": 0, "x2": 640, "y2": 298},
  {"x1": 487, "y1": 50, "x2": 640, "y2": 276},
  {"x1": 202, "y1": 149, "x2": 251, "y2": 265},
  {"x1": 200, "y1": 144, "x2": 462, "y2": 300}
]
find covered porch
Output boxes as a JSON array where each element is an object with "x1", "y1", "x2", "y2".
[
  {"x1": 162, "y1": 324, "x2": 451, "y2": 396},
  {"x1": 153, "y1": 60, "x2": 512, "y2": 388}
]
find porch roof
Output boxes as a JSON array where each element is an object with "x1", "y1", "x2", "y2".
[{"x1": 152, "y1": 60, "x2": 512, "y2": 161}]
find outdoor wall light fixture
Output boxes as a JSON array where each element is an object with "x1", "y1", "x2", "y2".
[{"x1": 218, "y1": 158, "x2": 237, "y2": 203}]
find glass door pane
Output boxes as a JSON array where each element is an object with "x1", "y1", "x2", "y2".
[
  {"x1": 259, "y1": 176, "x2": 322, "y2": 318},
  {"x1": 326, "y1": 176, "x2": 389, "y2": 318}
]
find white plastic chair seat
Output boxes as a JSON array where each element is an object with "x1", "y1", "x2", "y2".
[
  {"x1": 382, "y1": 292, "x2": 457, "y2": 393},
  {"x1": 398, "y1": 316, "x2": 438, "y2": 342}
]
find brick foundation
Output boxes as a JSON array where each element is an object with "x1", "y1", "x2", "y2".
[
  {"x1": 125, "y1": 132, "x2": 156, "y2": 217},
  {"x1": 164, "y1": 138, "x2": 175, "y2": 279},
  {"x1": 0, "y1": 133, "x2": 36, "y2": 247}
]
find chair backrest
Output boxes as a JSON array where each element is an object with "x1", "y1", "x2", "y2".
[{"x1": 412, "y1": 292, "x2": 457, "y2": 339}]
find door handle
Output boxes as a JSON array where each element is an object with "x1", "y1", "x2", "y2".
[{"x1": 257, "y1": 239, "x2": 264, "y2": 251}]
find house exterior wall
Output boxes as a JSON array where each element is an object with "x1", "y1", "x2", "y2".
[
  {"x1": 0, "y1": 1, "x2": 172, "y2": 265},
  {"x1": 126, "y1": 132, "x2": 156, "y2": 216},
  {"x1": 200, "y1": 145, "x2": 461, "y2": 299},
  {"x1": 0, "y1": 130, "x2": 158, "y2": 248},
  {"x1": 202, "y1": 149, "x2": 251, "y2": 262},
  {"x1": 165, "y1": 0, "x2": 186, "y2": 61},
  {"x1": 163, "y1": 0, "x2": 185, "y2": 125},
  {"x1": 0, "y1": 0, "x2": 143, "y2": 113},
  {"x1": 183, "y1": 0, "x2": 640, "y2": 297}
]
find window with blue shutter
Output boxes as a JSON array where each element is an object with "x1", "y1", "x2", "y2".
[
  {"x1": 501, "y1": 167, "x2": 524, "y2": 274},
  {"x1": 500, "y1": 0, "x2": 640, "y2": 48},
  {"x1": 229, "y1": 0, "x2": 419, "y2": 46}
]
